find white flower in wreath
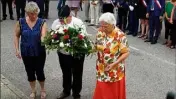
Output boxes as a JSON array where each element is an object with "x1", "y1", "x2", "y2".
[
  {"x1": 84, "y1": 43, "x2": 87, "y2": 48},
  {"x1": 65, "y1": 43, "x2": 70, "y2": 47},
  {"x1": 51, "y1": 31, "x2": 54, "y2": 35},
  {"x1": 52, "y1": 39, "x2": 55, "y2": 43},
  {"x1": 57, "y1": 27, "x2": 64, "y2": 34},
  {"x1": 59, "y1": 42, "x2": 64, "y2": 48},
  {"x1": 56, "y1": 25, "x2": 60, "y2": 30},
  {"x1": 56, "y1": 40, "x2": 59, "y2": 43}
]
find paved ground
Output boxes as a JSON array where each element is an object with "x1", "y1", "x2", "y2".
[{"x1": 1, "y1": 1, "x2": 176, "y2": 99}]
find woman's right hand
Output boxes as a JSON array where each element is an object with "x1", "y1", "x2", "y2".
[
  {"x1": 15, "y1": 51, "x2": 21, "y2": 59},
  {"x1": 170, "y1": 20, "x2": 173, "y2": 24}
]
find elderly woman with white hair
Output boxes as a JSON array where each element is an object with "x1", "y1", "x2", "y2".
[
  {"x1": 14, "y1": 2, "x2": 47, "y2": 99},
  {"x1": 93, "y1": 12, "x2": 130, "y2": 99}
]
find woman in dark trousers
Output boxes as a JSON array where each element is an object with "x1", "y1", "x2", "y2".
[
  {"x1": 14, "y1": 2, "x2": 47, "y2": 99},
  {"x1": 164, "y1": 0, "x2": 175, "y2": 47},
  {"x1": 170, "y1": 5, "x2": 176, "y2": 49}
]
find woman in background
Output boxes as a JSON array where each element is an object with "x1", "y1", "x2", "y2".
[
  {"x1": 65, "y1": 0, "x2": 82, "y2": 17},
  {"x1": 170, "y1": 3, "x2": 176, "y2": 49},
  {"x1": 138, "y1": 0, "x2": 149, "y2": 40},
  {"x1": 163, "y1": 0, "x2": 175, "y2": 47}
]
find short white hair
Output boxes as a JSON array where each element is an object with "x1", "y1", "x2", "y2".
[
  {"x1": 99, "y1": 12, "x2": 116, "y2": 25},
  {"x1": 25, "y1": 1, "x2": 40, "y2": 14}
]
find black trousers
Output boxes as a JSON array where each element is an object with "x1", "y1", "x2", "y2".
[
  {"x1": 165, "y1": 19, "x2": 172, "y2": 40},
  {"x1": 117, "y1": 8, "x2": 128, "y2": 32},
  {"x1": 15, "y1": 0, "x2": 26, "y2": 19},
  {"x1": 129, "y1": 10, "x2": 139, "y2": 35},
  {"x1": 171, "y1": 20, "x2": 176, "y2": 46},
  {"x1": 22, "y1": 52, "x2": 46, "y2": 82},
  {"x1": 58, "y1": 52, "x2": 85, "y2": 98},
  {"x1": 44, "y1": 0, "x2": 49, "y2": 17},
  {"x1": 1, "y1": 0, "x2": 13, "y2": 17},
  {"x1": 102, "y1": 3, "x2": 114, "y2": 13},
  {"x1": 149, "y1": 12, "x2": 162, "y2": 41}
]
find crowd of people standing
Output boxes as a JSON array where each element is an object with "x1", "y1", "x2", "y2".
[
  {"x1": 82, "y1": 0, "x2": 176, "y2": 48},
  {"x1": 2, "y1": 0, "x2": 175, "y2": 48}
]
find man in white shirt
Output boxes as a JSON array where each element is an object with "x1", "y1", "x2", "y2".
[{"x1": 51, "y1": 5, "x2": 87, "y2": 99}]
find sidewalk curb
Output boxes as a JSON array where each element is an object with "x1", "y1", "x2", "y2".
[{"x1": 1, "y1": 74, "x2": 29, "y2": 99}]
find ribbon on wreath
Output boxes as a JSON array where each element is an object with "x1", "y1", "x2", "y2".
[
  {"x1": 142, "y1": 0, "x2": 147, "y2": 7},
  {"x1": 154, "y1": 0, "x2": 161, "y2": 9}
]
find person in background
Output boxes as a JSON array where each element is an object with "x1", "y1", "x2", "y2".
[
  {"x1": 51, "y1": 5, "x2": 87, "y2": 99},
  {"x1": 65, "y1": 0, "x2": 81, "y2": 17},
  {"x1": 57, "y1": 0, "x2": 66, "y2": 17},
  {"x1": 145, "y1": 0, "x2": 165, "y2": 44},
  {"x1": 89, "y1": 0, "x2": 100, "y2": 26},
  {"x1": 127, "y1": 0, "x2": 139, "y2": 36},
  {"x1": 101, "y1": 0, "x2": 114, "y2": 13},
  {"x1": 83, "y1": 0, "x2": 91, "y2": 23},
  {"x1": 170, "y1": 3, "x2": 176, "y2": 48},
  {"x1": 44, "y1": 0, "x2": 50, "y2": 19},
  {"x1": 14, "y1": 2, "x2": 47, "y2": 99},
  {"x1": 116, "y1": 0, "x2": 129, "y2": 32},
  {"x1": 137, "y1": 0, "x2": 149, "y2": 40},
  {"x1": 14, "y1": 0, "x2": 26, "y2": 20},
  {"x1": 93, "y1": 12, "x2": 129, "y2": 99},
  {"x1": 1, "y1": 0, "x2": 14, "y2": 20},
  {"x1": 164, "y1": 0, "x2": 175, "y2": 47}
]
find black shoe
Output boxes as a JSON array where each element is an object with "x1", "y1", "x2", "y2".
[
  {"x1": 10, "y1": 16, "x2": 14, "y2": 20},
  {"x1": 74, "y1": 97, "x2": 80, "y2": 99},
  {"x1": 84, "y1": 20, "x2": 90, "y2": 23},
  {"x1": 144, "y1": 39, "x2": 151, "y2": 42},
  {"x1": 72, "y1": 93, "x2": 81, "y2": 99},
  {"x1": 57, "y1": 92, "x2": 70, "y2": 99},
  {"x1": 3, "y1": 17, "x2": 6, "y2": 20},
  {"x1": 132, "y1": 34, "x2": 137, "y2": 37},
  {"x1": 127, "y1": 33, "x2": 132, "y2": 35},
  {"x1": 151, "y1": 40, "x2": 157, "y2": 44}
]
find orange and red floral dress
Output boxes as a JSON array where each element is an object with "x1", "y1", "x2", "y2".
[{"x1": 93, "y1": 27, "x2": 129, "y2": 99}]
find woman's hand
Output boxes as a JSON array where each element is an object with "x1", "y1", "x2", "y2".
[
  {"x1": 105, "y1": 63, "x2": 115, "y2": 71},
  {"x1": 15, "y1": 50, "x2": 21, "y2": 59}
]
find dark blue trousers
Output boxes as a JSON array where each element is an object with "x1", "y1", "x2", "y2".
[
  {"x1": 129, "y1": 10, "x2": 139, "y2": 36},
  {"x1": 149, "y1": 11, "x2": 162, "y2": 41}
]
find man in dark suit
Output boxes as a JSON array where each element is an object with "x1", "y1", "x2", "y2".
[
  {"x1": 15, "y1": 0, "x2": 26, "y2": 20},
  {"x1": 1, "y1": 0, "x2": 14, "y2": 20},
  {"x1": 145, "y1": 0, "x2": 165, "y2": 44},
  {"x1": 115, "y1": 0, "x2": 129, "y2": 32},
  {"x1": 44, "y1": 0, "x2": 49, "y2": 19},
  {"x1": 127, "y1": 0, "x2": 139, "y2": 36}
]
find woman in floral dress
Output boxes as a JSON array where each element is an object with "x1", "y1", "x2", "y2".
[{"x1": 93, "y1": 12, "x2": 130, "y2": 99}]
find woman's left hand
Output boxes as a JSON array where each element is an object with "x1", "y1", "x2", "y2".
[{"x1": 105, "y1": 63, "x2": 115, "y2": 71}]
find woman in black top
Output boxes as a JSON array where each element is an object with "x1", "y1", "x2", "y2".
[{"x1": 137, "y1": 0, "x2": 149, "y2": 40}]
